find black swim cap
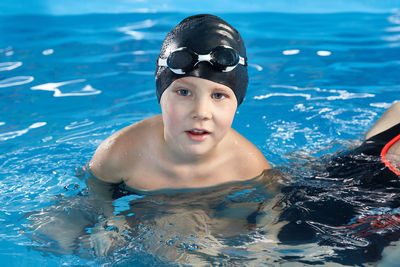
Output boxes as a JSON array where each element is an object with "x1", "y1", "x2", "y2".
[{"x1": 155, "y1": 14, "x2": 248, "y2": 105}]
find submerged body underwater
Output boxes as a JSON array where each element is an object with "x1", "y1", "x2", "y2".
[{"x1": 1, "y1": 11, "x2": 400, "y2": 266}]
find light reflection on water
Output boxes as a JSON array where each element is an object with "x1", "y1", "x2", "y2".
[{"x1": 0, "y1": 11, "x2": 400, "y2": 266}]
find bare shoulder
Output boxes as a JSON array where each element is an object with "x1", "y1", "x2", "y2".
[
  {"x1": 226, "y1": 129, "x2": 271, "y2": 180},
  {"x1": 89, "y1": 115, "x2": 162, "y2": 183},
  {"x1": 366, "y1": 102, "x2": 400, "y2": 140}
]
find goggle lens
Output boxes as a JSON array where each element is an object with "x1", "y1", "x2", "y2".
[
  {"x1": 167, "y1": 49, "x2": 195, "y2": 71},
  {"x1": 211, "y1": 46, "x2": 239, "y2": 70}
]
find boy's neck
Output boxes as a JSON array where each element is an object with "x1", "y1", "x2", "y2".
[{"x1": 162, "y1": 140, "x2": 219, "y2": 165}]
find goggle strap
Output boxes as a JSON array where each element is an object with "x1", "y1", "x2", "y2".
[
  {"x1": 158, "y1": 57, "x2": 168, "y2": 67},
  {"x1": 222, "y1": 66, "x2": 235, "y2": 72},
  {"x1": 158, "y1": 57, "x2": 185, "y2": 74}
]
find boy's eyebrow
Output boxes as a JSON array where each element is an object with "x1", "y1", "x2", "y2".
[
  {"x1": 213, "y1": 86, "x2": 231, "y2": 92},
  {"x1": 173, "y1": 79, "x2": 195, "y2": 87},
  {"x1": 173, "y1": 78, "x2": 232, "y2": 93}
]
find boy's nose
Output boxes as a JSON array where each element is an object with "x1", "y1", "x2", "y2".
[{"x1": 191, "y1": 98, "x2": 212, "y2": 120}]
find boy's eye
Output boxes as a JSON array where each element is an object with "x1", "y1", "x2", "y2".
[
  {"x1": 177, "y1": 89, "x2": 191, "y2": 96},
  {"x1": 212, "y1": 92, "x2": 226, "y2": 99}
]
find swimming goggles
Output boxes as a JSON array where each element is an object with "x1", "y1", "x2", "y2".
[{"x1": 157, "y1": 45, "x2": 247, "y2": 74}]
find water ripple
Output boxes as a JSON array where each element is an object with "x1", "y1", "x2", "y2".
[
  {"x1": 254, "y1": 85, "x2": 374, "y2": 101},
  {"x1": 385, "y1": 26, "x2": 400, "y2": 32},
  {"x1": 56, "y1": 126, "x2": 102, "y2": 143},
  {"x1": 388, "y1": 12, "x2": 400, "y2": 25},
  {"x1": 0, "y1": 122, "x2": 46, "y2": 141},
  {"x1": 0, "y1": 76, "x2": 34, "y2": 88},
  {"x1": 65, "y1": 119, "x2": 94, "y2": 130},
  {"x1": 118, "y1": 19, "x2": 158, "y2": 40},
  {"x1": 316, "y1": 50, "x2": 331, "y2": 56},
  {"x1": 31, "y1": 79, "x2": 101, "y2": 97},
  {"x1": 370, "y1": 100, "x2": 399, "y2": 109},
  {"x1": 0, "y1": 62, "x2": 22, "y2": 71},
  {"x1": 118, "y1": 19, "x2": 157, "y2": 31},
  {"x1": 254, "y1": 93, "x2": 311, "y2": 100},
  {"x1": 42, "y1": 49, "x2": 54, "y2": 55},
  {"x1": 282, "y1": 49, "x2": 300, "y2": 55},
  {"x1": 248, "y1": 63, "x2": 263, "y2": 71}
]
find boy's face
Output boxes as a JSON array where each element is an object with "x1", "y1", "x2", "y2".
[{"x1": 160, "y1": 77, "x2": 238, "y2": 158}]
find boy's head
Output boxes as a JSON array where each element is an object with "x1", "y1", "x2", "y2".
[{"x1": 155, "y1": 14, "x2": 248, "y2": 105}]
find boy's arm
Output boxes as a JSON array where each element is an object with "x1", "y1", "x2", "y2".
[
  {"x1": 365, "y1": 102, "x2": 400, "y2": 140},
  {"x1": 84, "y1": 175, "x2": 131, "y2": 256}
]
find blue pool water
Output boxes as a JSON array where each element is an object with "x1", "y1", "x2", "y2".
[{"x1": 1, "y1": 10, "x2": 400, "y2": 266}]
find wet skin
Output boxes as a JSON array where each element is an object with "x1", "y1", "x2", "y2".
[{"x1": 89, "y1": 77, "x2": 270, "y2": 190}]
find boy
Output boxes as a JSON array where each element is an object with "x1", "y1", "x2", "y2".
[{"x1": 89, "y1": 14, "x2": 270, "y2": 190}]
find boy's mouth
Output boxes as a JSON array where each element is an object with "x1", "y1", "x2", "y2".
[{"x1": 185, "y1": 129, "x2": 211, "y2": 141}]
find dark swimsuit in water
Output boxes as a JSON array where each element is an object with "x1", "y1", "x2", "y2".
[
  {"x1": 325, "y1": 122, "x2": 400, "y2": 187},
  {"x1": 276, "y1": 123, "x2": 400, "y2": 264}
]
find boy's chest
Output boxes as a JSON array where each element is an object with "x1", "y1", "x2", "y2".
[{"x1": 124, "y1": 157, "x2": 241, "y2": 190}]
